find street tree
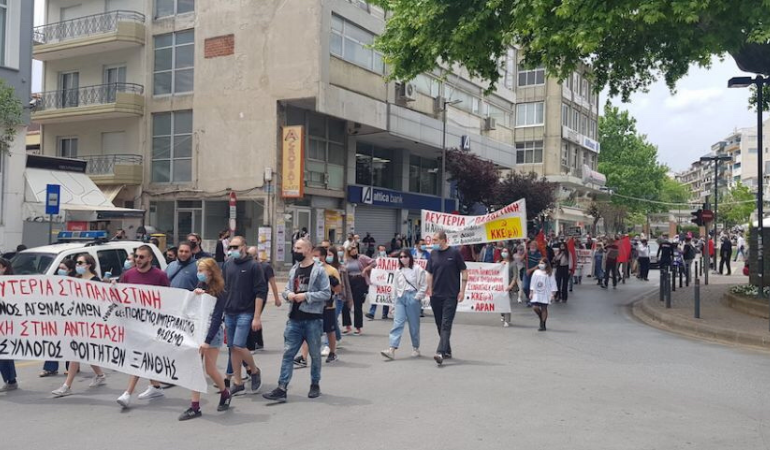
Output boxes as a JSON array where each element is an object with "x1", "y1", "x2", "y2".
[
  {"x1": 659, "y1": 177, "x2": 690, "y2": 205},
  {"x1": 719, "y1": 182, "x2": 755, "y2": 227},
  {"x1": 0, "y1": 79, "x2": 22, "y2": 154},
  {"x1": 493, "y1": 171, "x2": 557, "y2": 220},
  {"x1": 372, "y1": 0, "x2": 770, "y2": 99},
  {"x1": 445, "y1": 148, "x2": 499, "y2": 213}
]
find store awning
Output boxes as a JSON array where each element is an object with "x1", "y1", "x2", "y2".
[{"x1": 99, "y1": 184, "x2": 125, "y2": 203}]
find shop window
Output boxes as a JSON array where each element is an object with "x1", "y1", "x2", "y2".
[
  {"x1": 409, "y1": 155, "x2": 440, "y2": 195},
  {"x1": 516, "y1": 141, "x2": 544, "y2": 164},
  {"x1": 356, "y1": 143, "x2": 396, "y2": 189}
]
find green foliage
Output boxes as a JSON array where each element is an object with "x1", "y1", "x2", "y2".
[
  {"x1": 659, "y1": 177, "x2": 690, "y2": 205},
  {"x1": 598, "y1": 103, "x2": 668, "y2": 214},
  {"x1": 719, "y1": 182, "x2": 755, "y2": 227},
  {"x1": 0, "y1": 79, "x2": 22, "y2": 153},
  {"x1": 493, "y1": 171, "x2": 557, "y2": 220},
  {"x1": 372, "y1": 0, "x2": 770, "y2": 99}
]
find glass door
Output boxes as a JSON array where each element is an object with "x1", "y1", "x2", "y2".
[
  {"x1": 104, "y1": 65, "x2": 126, "y2": 102},
  {"x1": 59, "y1": 72, "x2": 79, "y2": 108}
]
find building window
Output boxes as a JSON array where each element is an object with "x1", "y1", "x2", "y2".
[
  {"x1": 561, "y1": 143, "x2": 569, "y2": 169},
  {"x1": 486, "y1": 103, "x2": 511, "y2": 128},
  {"x1": 414, "y1": 73, "x2": 440, "y2": 98},
  {"x1": 409, "y1": 155, "x2": 440, "y2": 195},
  {"x1": 580, "y1": 114, "x2": 589, "y2": 135},
  {"x1": 153, "y1": 30, "x2": 194, "y2": 95},
  {"x1": 516, "y1": 141, "x2": 543, "y2": 164},
  {"x1": 292, "y1": 110, "x2": 345, "y2": 190},
  {"x1": 515, "y1": 102, "x2": 544, "y2": 127},
  {"x1": 562, "y1": 103, "x2": 570, "y2": 128},
  {"x1": 330, "y1": 14, "x2": 385, "y2": 74},
  {"x1": 155, "y1": 0, "x2": 194, "y2": 18},
  {"x1": 572, "y1": 109, "x2": 579, "y2": 131},
  {"x1": 58, "y1": 137, "x2": 78, "y2": 158},
  {"x1": 518, "y1": 64, "x2": 545, "y2": 87},
  {"x1": 589, "y1": 119, "x2": 597, "y2": 139},
  {"x1": 502, "y1": 48, "x2": 516, "y2": 90},
  {"x1": 356, "y1": 143, "x2": 396, "y2": 190},
  {"x1": 152, "y1": 110, "x2": 193, "y2": 183},
  {"x1": 580, "y1": 79, "x2": 589, "y2": 98}
]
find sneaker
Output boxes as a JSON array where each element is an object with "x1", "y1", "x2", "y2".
[
  {"x1": 353, "y1": 329, "x2": 362, "y2": 336},
  {"x1": 517, "y1": 297, "x2": 523, "y2": 303},
  {"x1": 503, "y1": 321, "x2": 511, "y2": 328},
  {"x1": 137, "y1": 385, "x2": 165, "y2": 400},
  {"x1": 444, "y1": 353, "x2": 452, "y2": 359},
  {"x1": 117, "y1": 392, "x2": 131, "y2": 409},
  {"x1": 293, "y1": 356, "x2": 307, "y2": 368},
  {"x1": 217, "y1": 390, "x2": 232, "y2": 411},
  {"x1": 308, "y1": 384, "x2": 321, "y2": 399},
  {"x1": 342, "y1": 328, "x2": 352, "y2": 335},
  {"x1": 380, "y1": 348, "x2": 395, "y2": 360},
  {"x1": 321, "y1": 345, "x2": 331, "y2": 357},
  {"x1": 365, "y1": 313, "x2": 374, "y2": 321},
  {"x1": 178, "y1": 407, "x2": 202, "y2": 421},
  {"x1": 262, "y1": 386, "x2": 287, "y2": 403},
  {"x1": 230, "y1": 383, "x2": 246, "y2": 397},
  {"x1": 0, "y1": 382, "x2": 18, "y2": 392},
  {"x1": 411, "y1": 348, "x2": 421, "y2": 358},
  {"x1": 52, "y1": 385, "x2": 72, "y2": 397},
  {"x1": 250, "y1": 370, "x2": 262, "y2": 393},
  {"x1": 89, "y1": 374, "x2": 106, "y2": 388},
  {"x1": 434, "y1": 354, "x2": 444, "y2": 366},
  {"x1": 326, "y1": 353, "x2": 338, "y2": 363}
]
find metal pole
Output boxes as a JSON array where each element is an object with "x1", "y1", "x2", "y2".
[
  {"x1": 694, "y1": 278, "x2": 701, "y2": 318},
  {"x1": 695, "y1": 260, "x2": 699, "y2": 281},
  {"x1": 671, "y1": 265, "x2": 676, "y2": 292},
  {"x1": 665, "y1": 270, "x2": 671, "y2": 308},
  {"x1": 659, "y1": 266, "x2": 664, "y2": 303},
  {"x1": 440, "y1": 102, "x2": 447, "y2": 213},
  {"x1": 48, "y1": 215, "x2": 53, "y2": 244},
  {"x1": 714, "y1": 159, "x2": 719, "y2": 256},
  {"x1": 755, "y1": 77, "x2": 766, "y2": 326}
]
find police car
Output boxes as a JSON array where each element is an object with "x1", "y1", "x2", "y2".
[{"x1": 10, "y1": 231, "x2": 167, "y2": 278}]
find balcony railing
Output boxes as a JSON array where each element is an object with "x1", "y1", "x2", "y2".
[
  {"x1": 34, "y1": 10, "x2": 145, "y2": 45},
  {"x1": 77, "y1": 154, "x2": 143, "y2": 175},
  {"x1": 33, "y1": 83, "x2": 144, "y2": 111}
]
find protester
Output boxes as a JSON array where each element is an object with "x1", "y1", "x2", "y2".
[
  {"x1": 719, "y1": 236, "x2": 733, "y2": 275},
  {"x1": 513, "y1": 244, "x2": 526, "y2": 303},
  {"x1": 552, "y1": 242, "x2": 571, "y2": 303},
  {"x1": 178, "y1": 258, "x2": 232, "y2": 421},
  {"x1": 166, "y1": 241, "x2": 199, "y2": 291},
  {"x1": 342, "y1": 245, "x2": 373, "y2": 335},
  {"x1": 187, "y1": 233, "x2": 212, "y2": 260},
  {"x1": 529, "y1": 258, "x2": 557, "y2": 331},
  {"x1": 381, "y1": 250, "x2": 427, "y2": 360},
  {"x1": 0, "y1": 258, "x2": 18, "y2": 392},
  {"x1": 523, "y1": 241, "x2": 543, "y2": 302},
  {"x1": 40, "y1": 259, "x2": 79, "y2": 378},
  {"x1": 115, "y1": 246, "x2": 171, "y2": 408},
  {"x1": 412, "y1": 239, "x2": 429, "y2": 260},
  {"x1": 593, "y1": 243, "x2": 605, "y2": 287},
  {"x1": 221, "y1": 236, "x2": 266, "y2": 397},
  {"x1": 734, "y1": 234, "x2": 746, "y2": 262},
  {"x1": 500, "y1": 247, "x2": 518, "y2": 327},
  {"x1": 603, "y1": 239, "x2": 620, "y2": 289},
  {"x1": 262, "y1": 239, "x2": 331, "y2": 403},
  {"x1": 165, "y1": 247, "x2": 178, "y2": 265},
  {"x1": 637, "y1": 239, "x2": 651, "y2": 281},
  {"x1": 366, "y1": 244, "x2": 390, "y2": 320},
  {"x1": 682, "y1": 237, "x2": 696, "y2": 284},
  {"x1": 327, "y1": 246, "x2": 345, "y2": 352},
  {"x1": 426, "y1": 231, "x2": 467, "y2": 366},
  {"x1": 363, "y1": 232, "x2": 376, "y2": 257},
  {"x1": 215, "y1": 229, "x2": 230, "y2": 263}
]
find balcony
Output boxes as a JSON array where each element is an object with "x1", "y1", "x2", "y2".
[
  {"x1": 32, "y1": 83, "x2": 144, "y2": 124},
  {"x1": 77, "y1": 154, "x2": 143, "y2": 186},
  {"x1": 33, "y1": 10, "x2": 146, "y2": 61}
]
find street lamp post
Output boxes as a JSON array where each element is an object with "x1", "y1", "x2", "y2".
[
  {"x1": 728, "y1": 76, "x2": 769, "y2": 324},
  {"x1": 440, "y1": 99, "x2": 462, "y2": 213},
  {"x1": 700, "y1": 154, "x2": 731, "y2": 271}
]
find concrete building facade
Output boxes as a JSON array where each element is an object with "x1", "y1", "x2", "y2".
[{"x1": 34, "y1": 0, "x2": 604, "y2": 262}]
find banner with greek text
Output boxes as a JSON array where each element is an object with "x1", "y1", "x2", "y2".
[
  {"x1": 421, "y1": 199, "x2": 527, "y2": 246},
  {"x1": 0, "y1": 276, "x2": 215, "y2": 392},
  {"x1": 576, "y1": 249, "x2": 594, "y2": 276},
  {"x1": 366, "y1": 259, "x2": 510, "y2": 313}
]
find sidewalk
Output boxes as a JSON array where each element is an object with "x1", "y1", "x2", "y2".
[{"x1": 632, "y1": 268, "x2": 770, "y2": 351}]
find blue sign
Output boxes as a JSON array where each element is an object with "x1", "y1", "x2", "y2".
[
  {"x1": 57, "y1": 231, "x2": 108, "y2": 241},
  {"x1": 45, "y1": 184, "x2": 60, "y2": 215},
  {"x1": 347, "y1": 185, "x2": 456, "y2": 211}
]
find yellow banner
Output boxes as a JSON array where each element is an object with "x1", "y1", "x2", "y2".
[
  {"x1": 484, "y1": 217, "x2": 524, "y2": 241},
  {"x1": 281, "y1": 126, "x2": 304, "y2": 198}
]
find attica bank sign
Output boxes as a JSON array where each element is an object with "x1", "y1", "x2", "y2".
[{"x1": 347, "y1": 185, "x2": 456, "y2": 211}]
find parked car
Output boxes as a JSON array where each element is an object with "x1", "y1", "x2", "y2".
[
  {"x1": 648, "y1": 241, "x2": 660, "y2": 269},
  {"x1": 11, "y1": 240, "x2": 167, "y2": 279}
]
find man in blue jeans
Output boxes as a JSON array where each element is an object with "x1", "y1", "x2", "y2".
[
  {"x1": 263, "y1": 238, "x2": 331, "y2": 403},
  {"x1": 222, "y1": 236, "x2": 267, "y2": 396}
]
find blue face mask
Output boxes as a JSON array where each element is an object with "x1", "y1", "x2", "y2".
[
  {"x1": 313, "y1": 256, "x2": 322, "y2": 265},
  {"x1": 420, "y1": 245, "x2": 428, "y2": 251},
  {"x1": 432, "y1": 243, "x2": 441, "y2": 250},
  {"x1": 228, "y1": 250, "x2": 241, "y2": 259},
  {"x1": 197, "y1": 272, "x2": 207, "y2": 283},
  {"x1": 337, "y1": 251, "x2": 344, "y2": 260},
  {"x1": 379, "y1": 251, "x2": 387, "y2": 257},
  {"x1": 124, "y1": 259, "x2": 133, "y2": 270},
  {"x1": 57, "y1": 268, "x2": 68, "y2": 276},
  {"x1": 75, "y1": 265, "x2": 86, "y2": 275},
  {"x1": 326, "y1": 255, "x2": 334, "y2": 264}
]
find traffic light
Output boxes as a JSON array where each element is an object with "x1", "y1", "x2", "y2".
[{"x1": 691, "y1": 209, "x2": 704, "y2": 226}]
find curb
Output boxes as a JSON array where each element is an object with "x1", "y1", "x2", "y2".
[
  {"x1": 722, "y1": 292, "x2": 769, "y2": 319},
  {"x1": 632, "y1": 296, "x2": 770, "y2": 352}
]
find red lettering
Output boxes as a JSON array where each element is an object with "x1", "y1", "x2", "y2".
[{"x1": 0, "y1": 320, "x2": 13, "y2": 335}]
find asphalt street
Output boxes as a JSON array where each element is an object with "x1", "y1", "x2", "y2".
[{"x1": 3, "y1": 271, "x2": 770, "y2": 450}]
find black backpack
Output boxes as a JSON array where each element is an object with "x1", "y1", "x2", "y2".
[{"x1": 683, "y1": 244, "x2": 695, "y2": 260}]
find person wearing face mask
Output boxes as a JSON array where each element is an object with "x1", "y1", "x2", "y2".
[
  {"x1": 40, "y1": 259, "x2": 79, "y2": 378},
  {"x1": 178, "y1": 258, "x2": 231, "y2": 420},
  {"x1": 341, "y1": 245, "x2": 373, "y2": 335},
  {"x1": 0, "y1": 258, "x2": 18, "y2": 393},
  {"x1": 165, "y1": 247, "x2": 178, "y2": 265},
  {"x1": 215, "y1": 229, "x2": 230, "y2": 263},
  {"x1": 326, "y1": 246, "x2": 346, "y2": 351},
  {"x1": 523, "y1": 242, "x2": 543, "y2": 304},
  {"x1": 425, "y1": 231, "x2": 467, "y2": 366},
  {"x1": 52, "y1": 255, "x2": 108, "y2": 398},
  {"x1": 337, "y1": 247, "x2": 354, "y2": 334},
  {"x1": 529, "y1": 258, "x2": 557, "y2": 331},
  {"x1": 499, "y1": 247, "x2": 518, "y2": 327},
  {"x1": 513, "y1": 244, "x2": 526, "y2": 303},
  {"x1": 381, "y1": 251, "x2": 427, "y2": 360},
  {"x1": 262, "y1": 239, "x2": 331, "y2": 403},
  {"x1": 366, "y1": 245, "x2": 391, "y2": 320},
  {"x1": 552, "y1": 243, "x2": 571, "y2": 303},
  {"x1": 411, "y1": 239, "x2": 429, "y2": 260},
  {"x1": 187, "y1": 233, "x2": 212, "y2": 260},
  {"x1": 165, "y1": 242, "x2": 200, "y2": 291}
]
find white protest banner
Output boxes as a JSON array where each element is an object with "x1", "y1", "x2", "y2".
[
  {"x1": 576, "y1": 249, "x2": 594, "y2": 277},
  {"x1": 421, "y1": 199, "x2": 527, "y2": 246},
  {"x1": 367, "y1": 258, "x2": 509, "y2": 313},
  {"x1": 459, "y1": 262, "x2": 510, "y2": 313},
  {"x1": 0, "y1": 276, "x2": 215, "y2": 392}
]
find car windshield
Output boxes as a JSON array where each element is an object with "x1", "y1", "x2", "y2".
[{"x1": 11, "y1": 252, "x2": 55, "y2": 275}]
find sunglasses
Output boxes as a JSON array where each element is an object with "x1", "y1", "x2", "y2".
[
  {"x1": 76, "y1": 261, "x2": 87, "y2": 265},
  {"x1": 228, "y1": 245, "x2": 240, "y2": 250},
  {"x1": 135, "y1": 255, "x2": 148, "y2": 260}
]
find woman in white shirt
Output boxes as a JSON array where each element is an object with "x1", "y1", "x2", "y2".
[
  {"x1": 529, "y1": 258, "x2": 558, "y2": 331},
  {"x1": 381, "y1": 251, "x2": 428, "y2": 360}
]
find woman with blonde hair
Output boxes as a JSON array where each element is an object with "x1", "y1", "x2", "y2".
[{"x1": 179, "y1": 257, "x2": 231, "y2": 420}]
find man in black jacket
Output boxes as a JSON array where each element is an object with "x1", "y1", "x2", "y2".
[
  {"x1": 223, "y1": 236, "x2": 268, "y2": 395},
  {"x1": 719, "y1": 236, "x2": 733, "y2": 275}
]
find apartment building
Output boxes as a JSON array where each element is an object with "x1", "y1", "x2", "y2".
[
  {"x1": 724, "y1": 127, "x2": 758, "y2": 190},
  {"x1": 33, "y1": 0, "x2": 604, "y2": 262},
  {"x1": 0, "y1": 0, "x2": 34, "y2": 250}
]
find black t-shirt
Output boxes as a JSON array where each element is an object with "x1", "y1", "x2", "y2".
[
  {"x1": 260, "y1": 262, "x2": 275, "y2": 281},
  {"x1": 658, "y1": 242, "x2": 673, "y2": 264},
  {"x1": 290, "y1": 263, "x2": 321, "y2": 321},
  {"x1": 426, "y1": 246, "x2": 467, "y2": 298}
]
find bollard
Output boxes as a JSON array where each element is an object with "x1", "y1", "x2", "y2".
[
  {"x1": 694, "y1": 278, "x2": 700, "y2": 318},
  {"x1": 665, "y1": 270, "x2": 672, "y2": 309},
  {"x1": 694, "y1": 260, "x2": 699, "y2": 280},
  {"x1": 680, "y1": 266, "x2": 683, "y2": 288},
  {"x1": 671, "y1": 266, "x2": 676, "y2": 292},
  {"x1": 659, "y1": 267, "x2": 665, "y2": 302}
]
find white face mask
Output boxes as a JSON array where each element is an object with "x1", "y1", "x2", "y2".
[{"x1": 538, "y1": 263, "x2": 546, "y2": 270}]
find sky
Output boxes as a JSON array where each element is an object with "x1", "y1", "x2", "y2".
[{"x1": 31, "y1": 0, "x2": 756, "y2": 173}]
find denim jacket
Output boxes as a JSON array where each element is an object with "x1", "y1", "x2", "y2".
[{"x1": 282, "y1": 262, "x2": 331, "y2": 316}]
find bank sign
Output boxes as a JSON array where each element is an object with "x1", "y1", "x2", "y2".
[{"x1": 347, "y1": 185, "x2": 455, "y2": 211}]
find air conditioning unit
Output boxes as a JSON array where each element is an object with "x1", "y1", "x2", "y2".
[
  {"x1": 433, "y1": 96, "x2": 445, "y2": 114},
  {"x1": 483, "y1": 116, "x2": 497, "y2": 131},
  {"x1": 397, "y1": 82, "x2": 417, "y2": 102}
]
